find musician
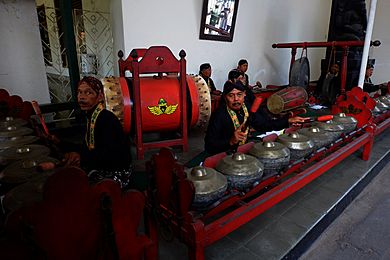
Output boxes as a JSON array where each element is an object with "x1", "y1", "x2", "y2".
[
  {"x1": 199, "y1": 63, "x2": 217, "y2": 93},
  {"x1": 236, "y1": 59, "x2": 262, "y2": 89},
  {"x1": 363, "y1": 63, "x2": 387, "y2": 96},
  {"x1": 204, "y1": 81, "x2": 307, "y2": 155},
  {"x1": 228, "y1": 69, "x2": 255, "y2": 105},
  {"x1": 58, "y1": 77, "x2": 132, "y2": 187}
]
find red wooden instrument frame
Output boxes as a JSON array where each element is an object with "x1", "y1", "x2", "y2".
[
  {"x1": 146, "y1": 123, "x2": 377, "y2": 260},
  {"x1": 272, "y1": 40, "x2": 379, "y2": 97},
  {"x1": 118, "y1": 46, "x2": 188, "y2": 159}
]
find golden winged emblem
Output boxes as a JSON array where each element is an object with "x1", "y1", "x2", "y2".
[{"x1": 147, "y1": 98, "x2": 178, "y2": 116}]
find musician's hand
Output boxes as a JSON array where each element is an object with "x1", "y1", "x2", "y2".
[
  {"x1": 37, "y1": 162, "x2": 56, "y2": 171},
  {"x1": 288, "y1": 116, "x2": 310, "y2": 127},
  {"x1": 229, "y1": 124, "x2": 247, "y2": 145},
  {"x1": 63, "y1": 152, "x2": 80, "y2": 167}
]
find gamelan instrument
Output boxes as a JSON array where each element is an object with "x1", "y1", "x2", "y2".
[
  {"x1": 0, "y1": 135, "x2": 39, "y2": 150},
  {"x1": 297, "y1": 127, "x2": 333, "y2": 150},
  {"x1": 0, "y1": 116, "x2": 28, "y2": 128},
  {"x1": 115, "y1": 46, "x2": 214, "y2": 159},
  {"x1": 216, "y1": 153, "x2": 264, "y2": 191},
  {"x1": 0, "y1": 144, "x2": 50, "y2": 160},
  {"x1": 267, "y1": 86, "x2": 308, "y2": 114},
  {"x1": 0, "y1": 126, "x2": 33, "y2": 139},
  {"x1": 276, "y1": 132, "x2": 314, "y2": 160},
  {"x1": 101, "y1": 74, "x2": 212, "y2": 134},
  {"x1": 248, "y1": 141, "x2": 290, "y2": 178},
  {"x1": 186, "y1": 166, "x2": 227, "y2": 209},
  {"x1": 2, "y1": 175, "x2": 48, "y2": 212},
  {"x1": 0, "y1": 156, "x2": 59, "y2": 184},
  {"x1": 332, "y1": 113, "x2": 358, "y2": 134},
  {"x1": 289, "y1": 57, "x2": 310, "y2": 89},
  {"x1": 315, "y1": 120, "x2": 345, "y2": 141}
]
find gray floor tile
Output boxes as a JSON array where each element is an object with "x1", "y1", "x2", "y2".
[
  {"x1": 247, "y1": 209, "x2": 279, "y2": 230},
  {"x1": 227, "y1": 221, "x2": 263, "y2": 245},
  {"x1": 264, "y1": 217, "x2": 307, "y2": 247},
  {"x1": 224, "y1": 246, "x2": 262, "y2": 260},
  {"x1": 245, "y1": 229, "x2": 292, "y2": 260},
  {"x1": 281, "y1": 205, "x2": 323, "y2": 229},
  {"x1": 307, "y1": 186, "x2": 344, "y2": 207},
  {"x1": 158, "y1": 237, "x2": 188, "y2": 259},
  {"x1": 297, "y1": 194, "x2": 334, "y2": 215},
  {"x1": 320, "y1": 174, "x2": 361, "y2": 194},
  {"x1": 205, "y1": 236, "x2": 241, "y2": 260}
]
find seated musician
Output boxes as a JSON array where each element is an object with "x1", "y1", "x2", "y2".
[
  {"x1": 363, "y1": 63, "x2": 388, "y2": 96},
  {"x1": 49, "y1": 76, "x2": 132, "y2": 188},
  {"x1": 228, "y1": 69, "x2": 255, "y2": 105},
  {"x1": 236, "y1": 59, "x2": 262, "y2": 89},
  {"x1": 204, "y1": 81, "x2": 307, "y2": 155},
  {"x1": 199, "y1": 63, "x2": 220, "y2": 94}
]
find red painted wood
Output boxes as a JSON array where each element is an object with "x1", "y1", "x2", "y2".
[
  {"x1": 374, "y1": 115, "x2": 390, "y2": 136},
  {"x1": 119, "y1": 46, "x2": 189, "y2": 159},
  {"x1": 272, "y1": 40, "x2": 366, "y2": 49},
  {"x1": 272, "y1": 41, "x2": 380, "y2": 103},
  {"x1": 203, "y1": 142, "x2": 254, "y2": 168},
  {"x1": 93, "y1": 180, "x2": 155, "y2": 259},
  {"x1": 21, "y1": 168, "x2": 105, "y2": 259},
  {"x1": 333, "y1": 89, "x2": 373, "y2": 128},
  {"x1": 203, "y1": 132, "x2": 372, "y2": 245},
  {"x1": 4, "y1": 167, "x2": 155, "y2": 259},
  {"x1": 146, "y1": 125, "x2": 375, "y2": 259}
]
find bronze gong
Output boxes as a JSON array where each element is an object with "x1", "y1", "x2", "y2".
[
  {"x1": 1, "y1": 144, "x2": 50, "y2": 160},
  {"x1": 0, "y1": 156, "x2": 59, "y2": 184}
]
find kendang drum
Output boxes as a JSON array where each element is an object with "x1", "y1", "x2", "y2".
[
  {"x1": 102, "y1": 75, "x2": 212, "y2": 134},
  {"x1": 267, "y1": 86, "x2": 308, "y2": 114}
]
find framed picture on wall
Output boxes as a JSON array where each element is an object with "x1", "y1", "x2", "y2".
[{"x1": 199, "y1": 0, "x2": 239, "y2": 42}]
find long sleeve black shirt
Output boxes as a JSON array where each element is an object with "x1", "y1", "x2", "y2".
[
  {"x1": 204, "y1": 103, "x2": 289, "y2": 155},
  {"x1": 80, "y1": 108, "x2": 131, "y2": 172}
]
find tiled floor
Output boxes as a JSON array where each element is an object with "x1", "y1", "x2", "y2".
[{"x1": 152, "y1": 127, "x2": 390, "y2": 260}]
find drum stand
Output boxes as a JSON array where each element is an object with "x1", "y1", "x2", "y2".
[{"x1": 118, "y1": 46, "x2": 189, "y2": 159}]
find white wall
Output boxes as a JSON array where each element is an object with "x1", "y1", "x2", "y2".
[
  {"x1": 5, "y1": 0, "x2": 388, "y2": 103},
  {"x1": 0, "y1": 0, "x2": 50, "y2": 103},
  {"x1": 110, "y1": 0, "x2": 124, "y2": 76},
  {"x1": 370, "y1": 0, "x2": 390, "y2": 84},
  {"x1": 119, "y1": 0, "x2": 332, "y2": 90}
]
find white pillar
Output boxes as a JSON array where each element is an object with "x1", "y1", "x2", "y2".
[{"x1": 357, "y1": 0, "x2": 378, "y2": 88}]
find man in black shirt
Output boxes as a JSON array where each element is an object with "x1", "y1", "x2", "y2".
[
  {"x1": 199, "y1": 63, "x2": 217, "y2": 93},
  {"x1": 204, "y1": 81, "x2": 307, "y2": 155},
  {"x1": 63, "y1": 76, "x2": 132, "y2": 187},
  {"x1": 363, "y1": 63, "x2": 387, "y2": 96},
  {"x1": 228, "y1": 69, "x2": 255, "y2": 105},
  {"x1": 237, "y1": 59, "x2": 262, "y2": 89}
]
